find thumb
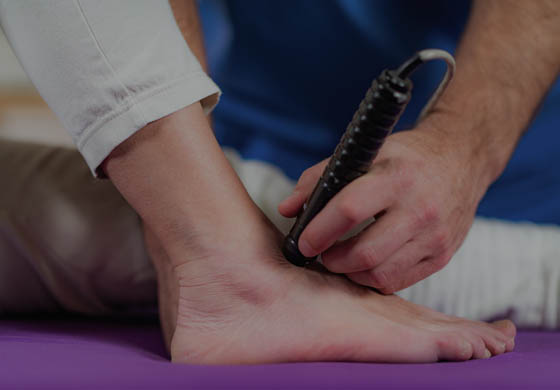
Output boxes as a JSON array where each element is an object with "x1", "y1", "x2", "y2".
[{"x1": 278, "y1": 158, "x2": 329, "y2": 217}]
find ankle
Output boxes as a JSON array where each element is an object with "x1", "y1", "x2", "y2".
[{"x1": 174, "y1": 253, "x2": 283, "y2": 312}]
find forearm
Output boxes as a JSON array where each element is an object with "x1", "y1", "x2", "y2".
[
  {"x1": 170, "y1": 0, "x2": 209, "y2": 72},
  {"x1": 424, "y1": 0, "x2": 560, "y2": 186}
]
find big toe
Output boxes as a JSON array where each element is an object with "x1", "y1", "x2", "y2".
[
  {"x1": 491, "y1": 319, "x2": 517, "y2": 339},
  {"x1": 491, "y1": 319, "x2": 516, "y2": 352}
]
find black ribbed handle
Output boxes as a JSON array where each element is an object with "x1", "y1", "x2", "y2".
[{"x1": 282, "y1": 69, "x2": 413, "y2": 266}]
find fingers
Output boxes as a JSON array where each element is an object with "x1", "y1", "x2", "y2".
[
  {"x1": 321, "y1": 210, "x2": 414, "y2": 273},
  {"x1": 346, "y1": 240, "x2": 446, "y2": 293},
  {"x1": 298, "y1": 172, "x2": 399, "y2": 257},
  {"x1": 278, "y1": 159, "x2": 328, "y2": 217},
  {"x1": 345, "y1": 240, "x2": 430, "y2": 293},
  {"x1": 278, "y1": 134, "x2": 465, "y2": 293}
]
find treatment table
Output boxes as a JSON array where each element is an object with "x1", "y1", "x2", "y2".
[{"x1": 1, "y1": 317, "x2": 559, "y2": 389}]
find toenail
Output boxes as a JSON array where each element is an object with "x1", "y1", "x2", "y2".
[{"x1": 484, "y1": 349, "x2": 491, "y2": 359}]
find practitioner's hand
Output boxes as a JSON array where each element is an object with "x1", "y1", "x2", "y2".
[{"x1": 279, "y1": 115, "x2": 494, "y2": 293}]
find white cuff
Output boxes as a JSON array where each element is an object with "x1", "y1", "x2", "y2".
[{"x1": 77, "y1": 71, "x2": 220, "y2": 176}]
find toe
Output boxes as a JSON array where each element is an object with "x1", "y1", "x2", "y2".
[
  {"x1": 474, "y1": 320, "x2": 516, "y2": 356},
  {"x1": 481, "y1": 334, "x2": 506, "y2": 356},
  {"x1": 470, "y1": 322, "x2": 509, "y2": 356},
  {"x1": 436, "y1": 334, "x2": 473, "y2": 361},
  {"x1": 505, "y1": 337, "x2": 515, "y2": 352},
  {"x1": 490, "y1": 320, "x2": 516, "y2": 354},
  {"x1": 467, "y1": 334, "x2": 489, "y2": 360},
  {"x1": 491, "y1": 320, "x2": 517, "y2": 339}
]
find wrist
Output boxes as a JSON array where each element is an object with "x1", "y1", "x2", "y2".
[
  {"x1": 424, "y1": 68, "x2": 531, "y2": 173},
  {"x1": 415, "y1": 111, "x2": 504, "y2": 200}
]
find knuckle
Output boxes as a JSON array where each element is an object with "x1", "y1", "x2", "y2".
[
  {"x1": 426, "y1": 204, "x2": 441, "y2": 224},
  {"x1": 435, "y1": 251, "x2": 452, "y2": 269},
  {"x1": 421, "y1": 202, "x2": 441, "y2": 225},
  {"x1": 424, "y1": 260, "x2": 441, "y2": 276},
  {"x1": 355, "y1": 246, "x2": 381, "y2": 269},
  {"x1": 337, "y1": 198, "x2": 363, "y2": 224},
  {"x1": 411, "y1": 202, "x2": 440, "y2": 229},
  {"x1": 369, "y1": 268, "x2": 391, "y2": 289},
  {"x1": 431, "y1": 229, "x2": 450, "y2": 252},
  {"x1": 440, "y1": 248, "x2": 454, "y2": 264},
  {"x1": 298, "y1": 166, "x2": 320, "y2": 188},
  {"x1": 377, "y1": 264, "x2": 405, "y2": 293},
  {"x1": 425, "y1": 254, "x2": 450, "y2": 274},
  {"x1": 375, "y1": 158, "x2": 412, "y2": 193},
  {"x1": 395, "y1": 164, "x2": 415, "y2": 192}
]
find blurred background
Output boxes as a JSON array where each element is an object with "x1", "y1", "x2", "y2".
[{"x1": 0, "y1": 29, "x2": 72, "y2": 147}]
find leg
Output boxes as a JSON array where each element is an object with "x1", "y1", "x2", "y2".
[{"x1": 0, "y1": 139, "x2": 155, "y2": 315}]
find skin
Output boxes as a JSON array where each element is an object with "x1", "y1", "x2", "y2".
[
  {"x1": 279, "y1": 0, "x2": 560, "y2": 294},
  {"x1": 169, "y1": 0, "x2": 208, "y2": 71},
  {"x1": 99, "y1": 0, "x2": 521, "y2": 363},
  {"x1": 104, "y1": 102, "x2": 515, "y2": 364}
]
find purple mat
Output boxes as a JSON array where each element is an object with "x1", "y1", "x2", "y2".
[{"x1": 1, "y1": 318, "x2": 559, "y2": 389}]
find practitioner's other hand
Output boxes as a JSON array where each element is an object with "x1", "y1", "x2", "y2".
[{"x1": 279, "y1": 115, "x2": 492, "y2": 293}]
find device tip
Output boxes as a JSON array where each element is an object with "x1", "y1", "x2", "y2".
[{"x1": 282, "y1": 236, "x2": 315, "y2": 267}]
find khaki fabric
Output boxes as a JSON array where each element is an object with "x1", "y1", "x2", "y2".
[{"x1": 0, "y1": 139, "x2": 155, "y2": 315}]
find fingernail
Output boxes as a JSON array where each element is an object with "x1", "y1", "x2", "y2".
[
  {"x1": 299, "y1": 239, "x2": 314, "y2": 257},
  {"x1": 484, "y1": 349, "x2": 491, "y2": 359}
]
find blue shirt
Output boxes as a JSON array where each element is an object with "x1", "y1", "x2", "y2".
[{"x1": 200, "y1": 0, "x2": 560, "y2": 224}]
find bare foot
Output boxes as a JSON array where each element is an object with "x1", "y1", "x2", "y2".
[{"x1": 144, "y1": 220, "x2": 515, "y2": 365}]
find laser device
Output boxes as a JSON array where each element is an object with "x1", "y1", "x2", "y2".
[{"x1": 282, "y1": 49, "x2": 456, "y2": 267}]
